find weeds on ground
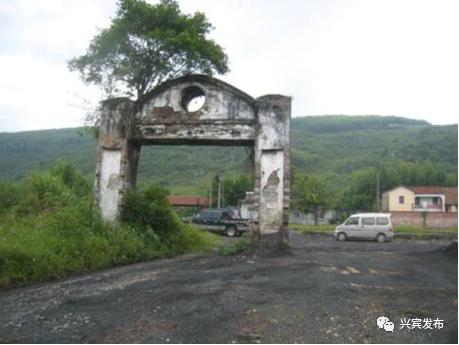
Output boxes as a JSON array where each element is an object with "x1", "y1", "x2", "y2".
[
  {"x1": 395, "y1": 224, "x2": 458, "y2": 235},
  {"x1": 290, "y1": 223, "x2": 458, "y2": 237},
  {"x1": 218, "y1": 238, "x2": 249, "y2": 256},
  {"x1": 289, "y1": 223, "x2": 335, "y2": 233},
  {"x1": 0, "y1": 161, "x2": 218, "y2": 289}
]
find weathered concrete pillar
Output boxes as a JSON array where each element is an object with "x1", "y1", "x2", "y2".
[
  {"x1": 253, "y1": 95, "x2": 291, "y2": 247},
  {"x1": 95, "y1": 98, "x2": 139, "y2": 222}
]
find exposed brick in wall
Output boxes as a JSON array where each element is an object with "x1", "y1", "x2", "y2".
[{"x1": 391, "y1": 211, "x2": 458, "y2": 228}]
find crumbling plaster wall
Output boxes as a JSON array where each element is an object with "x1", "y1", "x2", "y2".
[
  {"x1": 95, "y1": 75, "x2": 290, "y2": 245},
  {"x1": 140, "y1": 82, "x2": 255, "y2": 121},
  {"x1": 95, "y1": 98, "x2": 140, "y2": 221},
  {"x1": 135, "y1": 76, "x2": 257, "y2": 144},
  {"x1": 253, "y1": 95, "x2": 291, "y2": 244}
]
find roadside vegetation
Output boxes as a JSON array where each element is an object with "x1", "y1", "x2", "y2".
[
  {"x1": 289, "y1": 224, "x2": 336, "y2": 233},
  {"x1": 394, "y1": 225, "x2": 458, "y2": 236},
  {"x1": 289, "y1": 223, "x2": 458, "y2": 237},
  {"x1": 218, "y1": 238, "x2": 249, "y2": 256},
  {"x1": 0, "y1": 161, "x2": 218, "y2": 289}
]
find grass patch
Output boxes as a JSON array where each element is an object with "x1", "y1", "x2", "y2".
[
  {"x1": 289, "y1": 223, "x2": 336, "y2": 233},
  {"x1": 218, "y1": 238, "x2": 249, "y2": 256},
  {"x1": 0, "y1": 162, "x2": 219, "y2": 289},
  {"x1": 395, "y1": 224, "x2": 458, "y2": 235},
  {"x1": 290, "y1": 223, "x2": 458, "y2": 236}
]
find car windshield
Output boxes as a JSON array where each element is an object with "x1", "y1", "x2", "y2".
[
  {"x1": 345, "y1": 217, "x2": 359, "y2": 226},
  {"x1": 196, "y1": 211, "x2": 206, "y2": 218}
]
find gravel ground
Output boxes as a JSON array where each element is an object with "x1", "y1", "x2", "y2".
[{"x1": 0, "y1": 232, "x2": 457, "y2": 343}]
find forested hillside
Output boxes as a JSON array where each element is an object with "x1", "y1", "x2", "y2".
[
  {"x1": 290, "y1": 116, "x2": 457, "y2": 173},
  {"x1": 1, "y1": 116, "x2": 457, "y2": 206}
]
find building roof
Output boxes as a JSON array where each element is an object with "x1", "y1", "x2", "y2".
[
  {"x1": 411, "y1": 186, "x2": 446, "y2": 195},
  {"x1": 381, "y1": 185, "x2": 413, "y2": 195},
  {"x1": 167, "y1": 195, "x2": 209, "y2": 207},
  {"x1": 411, "y1": 186, "x2": 458, "y2": 205}
]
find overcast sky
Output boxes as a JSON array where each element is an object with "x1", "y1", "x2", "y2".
[{"x1": 1, "y1": 0, "x2": 458, "y2": 132}]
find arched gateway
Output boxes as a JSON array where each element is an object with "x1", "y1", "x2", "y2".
[{"x1": 95, "y1": 75, "x2": 291, "y2": 245}]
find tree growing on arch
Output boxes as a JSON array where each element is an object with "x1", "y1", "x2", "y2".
[{"x1": 68, "y1": 0, "x2": 229, "y2": 100}]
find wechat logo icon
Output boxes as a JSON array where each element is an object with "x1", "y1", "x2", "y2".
[{"x1": 377, "y1": 316, "x2": 394, "y2": 332}]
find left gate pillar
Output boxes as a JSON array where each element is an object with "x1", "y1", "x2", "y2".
[{"x1": 95, "y1": 98, "x2": 140, "y2": 222}]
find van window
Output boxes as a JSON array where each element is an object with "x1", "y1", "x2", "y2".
[
  {"x1": 362, "y1": 217, "x2": 375, "y2": 225},
  {"x1": 376, "y1": 217, "x2": 389, "y2": 225},
  {"x1": 345, "y1": 217, "x2": 359, "y2": 226}
]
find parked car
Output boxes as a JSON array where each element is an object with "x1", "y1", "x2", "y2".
[
  {"x1": 334, "y1": 213, "x2": 394, "y2": 243},
  {"x1": 192, "y1": 208, "x2": 249, "y2": 237}
]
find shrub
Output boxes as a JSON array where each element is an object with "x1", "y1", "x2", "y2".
[
  {"x1": 0, "y1": 182, "x2": 22, "y2": 215},
  {"x1": 0, "y1": 163, "x2": 218, "y2": 289},
  {"x1": 120, "y1": 185, "x2": 218, "y2": 257},
  {"x1": 50, "y1": 160, "x2": 91, "y2": 197},
  {"x1": 14, "y1": 174, "x2": 71, "y2": 215},
  {"x1": 0, "y1": 197, "x2": 142, "y2": 287},
  {"x1": 121, "y1": 185, "x2": 181, "y2": 237}
]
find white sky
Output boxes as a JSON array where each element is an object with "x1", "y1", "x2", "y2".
[{"x1": 1, "y1": 0, "x2": 458, "y2": 132}]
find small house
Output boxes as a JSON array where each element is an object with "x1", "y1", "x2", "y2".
[{"x1": 381, "y1": 186, "x2": 457, "y2": 213}]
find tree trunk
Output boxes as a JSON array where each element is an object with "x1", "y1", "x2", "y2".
[{"x1": 313, "y1": 207, "x2": 319, "y2": 226}]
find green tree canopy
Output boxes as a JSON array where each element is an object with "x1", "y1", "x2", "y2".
[
  {"x1": 292, "y1": 174, "x2": 329, "y2": 225},
  {"x1": 223, "y1": 175, "x2": 253, "y2": 207},
  {"x1": 339, "y1": 159, "x2": 456, "y2": 212},
  {"x1": 208, "y1": 174, "x2": 252, "y2": 208},
  {"x1": 69, "y1": 0, "x2": 229, "y2": 99}
]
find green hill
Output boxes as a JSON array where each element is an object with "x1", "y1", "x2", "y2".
[
  {"x1": 1, "y1": 115, "x2": 457, "y2": 196},
  {"x1": 291, "y1": 116, "x2": 457, "y2": 173}
]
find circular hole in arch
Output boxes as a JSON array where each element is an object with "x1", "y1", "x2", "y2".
[{"x1": 181, "y1": 86, "x2": 206, "y2": 112}]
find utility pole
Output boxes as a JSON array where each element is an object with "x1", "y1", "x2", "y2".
[
  {"x1": 376, "y1": 169, "x2": 380, "y2": 211},
  {"x1": 209, "y1": 179, "x2": 213, "y2": 209},
  {"x1": 221, "y1": 176, "x2": 225, "y2": 208},
  {"x1": 217, "y1": 174, "x2": 223, "y2": 208}
]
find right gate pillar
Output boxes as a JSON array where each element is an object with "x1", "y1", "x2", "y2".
[{"x1": 253, "y1": 95, "x2": 291, "y2": 248}]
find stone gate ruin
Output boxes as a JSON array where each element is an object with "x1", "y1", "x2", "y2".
[{"x1": 95, "y1": 75, "x2": 291, "y2": 245}]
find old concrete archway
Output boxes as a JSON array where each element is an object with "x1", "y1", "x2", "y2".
[{"x1": 95, "y1": 75, "x2": 291, "y2": 245}]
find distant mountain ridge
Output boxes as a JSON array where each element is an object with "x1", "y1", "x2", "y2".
[
  {"x1": 0, "y1": 115, "x2": 456, "y2": 194},
  {"x1": 291, "y1": 115, "x2": 430, "y2": 133}
]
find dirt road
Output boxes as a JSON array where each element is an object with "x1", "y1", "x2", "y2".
[{"x1": 0, "y1": 233, "x2": 457, "y2": 343}]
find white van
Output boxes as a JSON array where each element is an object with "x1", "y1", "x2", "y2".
[{"x1": 335, "y1": 213, "x2": 394, "y2": 243}]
